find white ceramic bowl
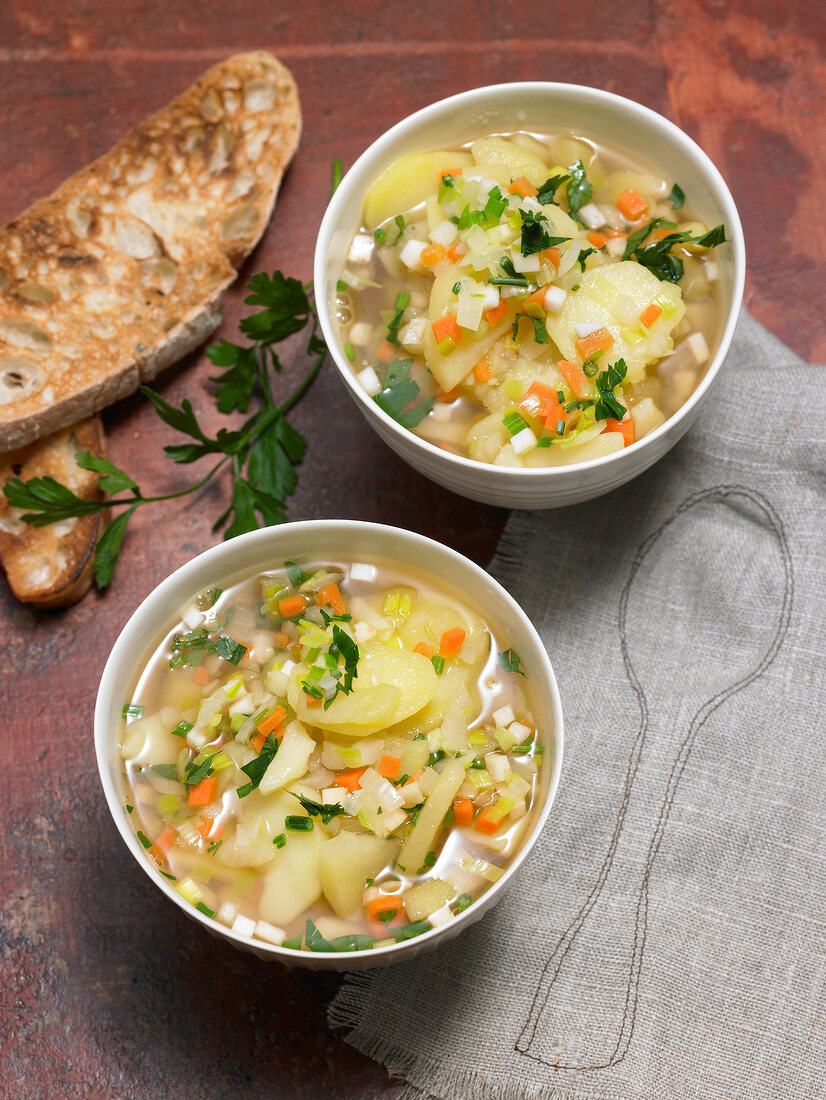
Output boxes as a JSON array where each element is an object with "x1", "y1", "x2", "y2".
[
  {"x1": 315, "y1": 82, "x2": 746, "y2": 509},
  {"x1": 95, "y1": 521, "x2": 563, "y2": 970}
]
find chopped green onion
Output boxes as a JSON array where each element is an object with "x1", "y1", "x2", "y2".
[
  {"x1": 273, "y1": 833, "x2": 286, "y2": 848},
  {"x1": 195, "y1": 901, "x2": 215, "y2": 918},
  {"x1": 285, "y1": 816, "x2": 313, "y2": 831},
  {"x1": 452, "y1": 281, "x2": 462, "y2": 294},
  {"x1": 344, "y1": 342, "x2": 355, "y2": 361},
  {"x1": 175, "y1": 878, "x2": 202, "y2": 905},
  {"x1": 391, "y1": 920, "x2": 431, "y2": 942},
  {"x1": 122, "y1": 703, "x2": 144, "y2": 719},
  {"x1": 394, "y1": 291, "x2": 411, "y2": 310},
  {"x1": 136, "y1": 831, "x2": 152, "y2": 849},
  {"x1": 431, "y1": 654, "x2": 445, "y2": 675},
  {"x1": 454, "y1": 892, "x2": 473, "y2": 914},
  {"x1": 125, "y1": 804, "x2": 133, "y2": 814},
  {"x1": 282, "y1": 935, "x2": 302, "y2": 950},
  {"x1": 503, "y1": 410, "x2": 528, "y2": 436},
  {"x1": 424, "y1": 851, "x2": 436, "y2": 867},
  {"x1": 336, "y1": 279, "x2": 348, "y2": 292}
]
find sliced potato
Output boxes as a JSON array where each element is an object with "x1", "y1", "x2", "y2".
[
  {"x1": 397, "y1": 760, "x2": 465, "y2": 874},
  {"x1": 545, "y1": 261, "x2": 685, "y2": 383},
  {"x1": 471, "y1": 137, "x2": 549, "y2": 187},
  {"x1": 522, "y1": 430, "x2": 624, "y2": 466},
  {"x1": 319, "y1": 832, "x2": 398, "y2": 917},
  {"x1": 423, "y1": 316, "x2": 512, "y2": 392},
  {"x1": 259, "y1": 720, "x2": 315, "y2": 794},
  {"x1": 289, "y1": 679, "x2": 401, "y2": 738},
  {"x1": 259, "y1": 830, "x2": 322, "y2": 926},
  {"x1": 215, "y1": 790, "x2": 298, "y2": 868},
  {"x1": 364, "y1": 150, "x2": 473, "y2": 227},
  {"x1": 404, "y1": 878, "x2": 456, "y2": 921}
]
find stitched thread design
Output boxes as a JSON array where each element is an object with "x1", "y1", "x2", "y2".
[{"x1": 514, "y1": 485, "x2": 794, "y2": 1071}]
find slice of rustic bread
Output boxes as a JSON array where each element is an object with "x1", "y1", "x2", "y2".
[
  {"x1": 0, "y1": 50, "x2": 301, "y2": 451},
  {"x1": 0, "y1": 416, "x2": 107, "y2": 607}
]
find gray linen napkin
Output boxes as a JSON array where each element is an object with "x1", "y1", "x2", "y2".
[{"x1": 329, "y1": 310, "x2": 826, "y2": 1100}]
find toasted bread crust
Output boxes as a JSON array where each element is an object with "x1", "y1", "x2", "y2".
[
  {"x1": 0, "y1": 416, "x2": 107, "y2": 607},
  {"x1": 0, "y1": 51, "x2": 301, "y2": 450}
]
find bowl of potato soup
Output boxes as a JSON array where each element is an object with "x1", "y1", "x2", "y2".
[
  {"x1": 96, "y1": 521, "x2": 563, "y2": 969},
  {"x1": 315, "y1": 83, "x2": 745, "y2": 508}
]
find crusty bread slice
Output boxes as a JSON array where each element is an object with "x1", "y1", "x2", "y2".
[
  {"x1": 0, "y1": 50, "x2": 301, "y2": 450},
  {"x1": 0, "y1": 416, "x2": 107, "y2": 607}
]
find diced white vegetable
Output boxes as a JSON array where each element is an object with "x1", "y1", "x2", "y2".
[
  {"x1": 231, "y1": 913, "x2": 256, "y2": 938},
  {"x1": 508, "y1": 775, "x2": 531, "y2": 801},
  {"x1": 685, "y1": 331, "x2": 710, "y2": 365},
  {"x1": 428, "y1": 904, "x2": 454, "y2": 928},
  {"x1": 357, "y1": 366, "x2": 382, "y2": 397},
  {"x1": 348, "y1": 321, "x2": 373, "y2": 346},
  {"x1": 430, "y1": 403, "x2": 453, "y2": 421},
  {"x1": 280, "y1": 659, "x2": 296, "y2": 677},
  {"x1": 512, "y1": 251, "x2": 540, "y2": 273},
  {"x1": 464, "y1": 173, "x2": 500, "y2": 193},
  {"x1": 417, "y1": 767, "x2": 441, "y2": 797},
  {"x1": 400, "y1": 239, "x2": 427, "y2": 270},
  {"x1": 359, "y1": 767, "x2": 405, "y2": 812},
  {"x1": 510, "y1": 426, "x2": 537, "y2": 455},
  {"x1": 507, "y1": 720, "x2": 532, "y2": 741},
  {"x1": 630, "y1": 397, "x2": 665, "y2": 439},
  {"x1": 321, "y1": 787, "x2": 345, "y2": 806},
  {"x1": 605, "y1": 236, "x2": 627, "y2": 258},
  {"x1": 349, "y1": 563, "x2": 376, "y2": 582},
  {"x1": 400, "y1": 781, "x2": 423, "y2": 807},
  {"x1": 456, "y1": 285, "x2": 485, "y2": 331},
  {"x1": 429, "y1": 219, "x2": 458, "y2": 247},
  {"x1": 520, "y1": 196, "x2": 543, "y2": 214},
  {"x1": 186, "y1": 727, "x2": 211, "y2": 751},
  {"x1": 353, "y1": 620, "x2": 376, "y2": 644},
  {"x1": 703, "y1": 260, "x2": 719, "y2": 281},
  {"x1": 543, "y1": 285, "x2": 567, "y2": 313},
  {"x1": 578, "y1": 202, "x2": 605, "y2": 230},
  {"x1": 574, "y1": 321, "x2": 605, "y2": 338},
  {"x1": 398, "y1": 316, "x2": 427, "y2": 349},
  {"x1": 480, "y1": 284, "x2": 499, "y2": 311},
  {"x1": 347, "y1": 233, "x2": 374, "y2": 264},
  {"x1": 254, "y1": 920, "x2": 286, "y2": 946},
  {"x1": 216, "y1": 901, "x2": 238, "y2": 927},
  {"x1": 182, "y1": 608, "x2": 204, "y2": 630},
  {"x1": 556, "y1": 239, "x2": 582, "y2": 276},
  {"x1": 493, "y1": 704, "x2": 516, "y2": 727},
  {"x1": 486, "y1": 753, "x2": 511, "y2": 782}
]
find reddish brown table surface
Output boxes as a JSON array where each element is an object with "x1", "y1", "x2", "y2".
[{"x1": 1, "y1": 4, "x2": 823, "y2": 1097}]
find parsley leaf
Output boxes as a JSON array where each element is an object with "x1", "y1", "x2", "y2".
[
  {"x1": 236, "y1": 732, "x2": 278, "y2": 798},
  {"x1": 183, "y1": 755, "x2": 214, "y2": 789},
  {"x1": 324, "y1": 624, "x2": 359, "y2": 709},
  {"x1": 566, "y1": 160, "x2": 592, "y2": 213},
  {"x1": 373, "y1": 359, "x2": 434, "y2": 429},
  {"x1": 524, "y1": 315, "x2": 549, "y2": 344},
  {"x1": 594, "y1": 358, "x2": 628, "y2": 421},
  {"x1": 291, "y1": 791, "x2": 348, "y2": 825},
  {"x1": 536, "y1": 172, "x2": 570, "y2": 205},
  {"x1": 667, "y1": 183, "x2": 685, "y2": 209},
  {"x1": 519, "y1": 209, "x2": 569, "y2": 256},
  {"x1": 498, "y1": 648, "x2": 527, "y2": 677}
]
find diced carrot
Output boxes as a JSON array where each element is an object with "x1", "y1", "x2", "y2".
[
  {"x1": 484, "y1": 299, "x2": 509, "y2": 327},
  {"x1": 378, "y1": 755, "x2": 401, "y2": 781},
  {"x1": 517, "y1": 381, "x2": 558, "y2": 421},
  {"x1": 473, "y1": 358, "x2": 494, "y2": 384},
  {"x1": 431, "y1": 313, "x2": 463, "y2": 346},
  {"x1": 153, "y1": 826, "x2": 177, "y2": 856},
  {"x1": 587, "y1": 231, "x2": 607, "y2": 249},
  {"x1": 420, "y1": 243, "x2": 447, "y2": 267},
  {"x1": 525, "y1": 283, "x2": 551, "y2": 305},
  {"x1": 334, "y1": 767, "x2": 367, "y2": 792},
  {"x1": 188, "y1": 775, "x2": 218, "y2": 808},
  {"x1": 440, "y1": 167, "x2": 463, "y2": 181},
  {"x1": 446, "y1": 240, "x2": 467, "y2": 263},
  {"x1": 452, "y1": 798, "x2": 475, "y2": 828},
  {"x1": 306, "y1": 694, "x2": 322, "y2": 709},
  {"x1": 278, "y1": 594, "x2": 306, "y2": 618},
  {"x1": 317, "y1": 582, "x2": 345, "y2": 615},
  {"x1": 616, "y1": 188, "x2": 649, "y2": 221},
  {"x1": 602, "y1": 227, "x2": 626, "y2": 239},
  {"x1": 440, "y1": 627, "x2": 466, "y2": 656},
  {"x1": 366, "y1": 894, "x2": 404, "y2": 923},
  {"x1": 604, "y1": 415, "x2": 634, "y2": 447},
  {"x1": 237, "y1": 645, "x2": 251, "y2": 663},
  {"x1": 544, "y1": 392, "x2": 570, "y2": 434},
  {"x1": 540, "y1": 246, "x2": 561, "y2": 270},
  {"x1": 273, "y1": 631, "x2": 290, "y2": 649},
  {"x1": 507, "y1": 176, "x2": 537, "y2": 198},
  {"x1": 250, "y1": 731, "x2": 266, "y2": 753},
  {"x1": 556, "y1": 359, "x2": 588, "y2": 399},
  {"x1": 436, "y1": 386, "x2": 459, "y2": 403},
  {"x1": 414, "y1": 641, "x2": 435, "y2": 659},
  {"x1": 404, "y1": 769, "x2": 424, "y2": 786},
  {"x1": 196, "y1": 819, "x2": 215, "y2": 841},
  {"x1": 193, "y1": 665, "x2": 210, "y2": 685},
  {"x1": 639, "y1": 303, "x2": 663, "y2": 328},
  {"x1": 475, "y1": 802, "x2": 509, "y2": 835},
  {"x1": 650, "y1": 225, "x2": 672, "y2": 242},
  {"x1": 376, "y1": 340, "x2": 397, "y2": 363},
  {"x1": 575, "y1": 327, "x2": 614, "y2": 361},
  {"x1": 257, "y1": 705, "x2": 287, "y2": 736}
]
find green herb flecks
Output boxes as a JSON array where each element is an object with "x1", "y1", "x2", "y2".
[
  {"x1": 168, "y1": 628, "x2": 246, "y2": 669},
  {"x1": 373, "y1": 359, "x2": 434, "y2": 429},
  {"x1": 498, "y1": 648, "x2": 527, "y2": 677},
  {"x1": 594, "y1": 358, "x2": 629, "y2": 422},
  {"x1": 183, "y1": 755, "x2": 215, "y2": 789},
  {"x1": 667, "y1": 183, "x2": 685, "y2": 209},
  {"x1": 285, "y1": 816, "x2": 314, "y2": 832},
  {"x1": 122, "y1": 703, "x2": 144, "y2": 719},
  {"x1": 291, "y1": 791, "x2": 348, "y2": 825},
  {"x1": 236, "y1": 732, "x2": 278, "y2": 798},
  {"x1": 519, "y1": 209, "x2": 569, "y2": 257},
  {"x1": 536, "y1": 172, "x2": 570, "y2": 205},
  {"x1": 566, "y1": 160, "x2": 592, "y2": 215}
]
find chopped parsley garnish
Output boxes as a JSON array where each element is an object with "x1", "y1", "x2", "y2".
[
  {"x1": 391, "y1": 920, "x2": 431, "y2": 942},
  {"x1": 324, "y1": 624, "x2": 359, "y2": 709},
  {"x1": 150, "y1": 763, "x2": 179, "y2": 781},
  {"x1": 374, "y1": 226, "x2": 386, "y2": 244},
  {"x1": 136, "y1": 831, "x2": 152, "y2": 849},
  {"x1": 168, "y1": 628, "x2": 246, "y2": 669},
  {"x1": 282, "y1": 935, "x2": 302, "y2": 950},
  {"x1": 424, "y1": 851, "x2": 436, "y2": 867},
  {"x1": 577, "y1": 246, "x2": 596, "y2": 271},
  {"x1": 594, "y1": 358, "x2": 629, "y2": 421},
  {"x1": 236, "y1": 732, "x2": 278, "y2": 798},
  {"x1": 291, "y1": 791, "x2": 347, "y2": 824},
  {"x1": 524, "y1": 315, "x2": 548, "y2": 344},
  {"x1": 454, "y1": 893, "x2": 473, "y2": 913},
  {"x1": 285, "y1": 816, "x2": 313, "y2": 831},
  {"x1": 378, "y1": 905, "x2": 400, "y2": 925},
  {"x1": 498, "y1": 648, "x2": 527, "y2": 677},
  {"x1": 566, "y1": 160, "x2": 592, "y2": 214},
  {"x1": 285, "y1": 560, "x2": 309, "y2": 589},
  {"x1": 624, "y1": 221, "x2": 727, "y2": 283},
  {"x1": 519, "y1": 208, "x2": 569, "y2": 256},
  {"x1": 213, "y1": 636, "x2": 247, "y2": 664},
  {"x1": 512, "y1": 734, "x2": 536, "y2": 755},
  {"x1": 207, "y1": 840, "x2": 222, "y2": 855},
  {"x1": 452, "y1": 281, "x2": 462, "y2": 294},
  {"x1": 536, "y1": 172, "x2": 570, "y2": 205},
  {"x1": 183, "y1": 755, "x2": 215, "y2": 789},
  {"x1": 122, "y1": 703, "x2": 144, "y2": 719},
  {"x1": 667, "y1": 182, "x2": 686, "y2": 209},
  {"x1": 125, "y1": 804, "x2": 133, "y2": 814},
  {"x1": 373, "y1": 359, "x2": 434, "y2": 429}
]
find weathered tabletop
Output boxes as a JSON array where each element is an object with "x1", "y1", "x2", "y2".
[{"x1": 1, "y1": 3, "x2": 823, "y2": 1096}]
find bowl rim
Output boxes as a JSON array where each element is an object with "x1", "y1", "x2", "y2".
[
  {"x1": 95, "y1": 519, "x2": 564, "y2": 962},
  {"x1": 314, "y1": 80, "x2": 746, "y2": 481}
]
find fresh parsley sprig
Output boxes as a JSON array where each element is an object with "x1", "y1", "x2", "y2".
[{"x1": 2, "y1": 272, "x2": 327, "y2": 589}]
